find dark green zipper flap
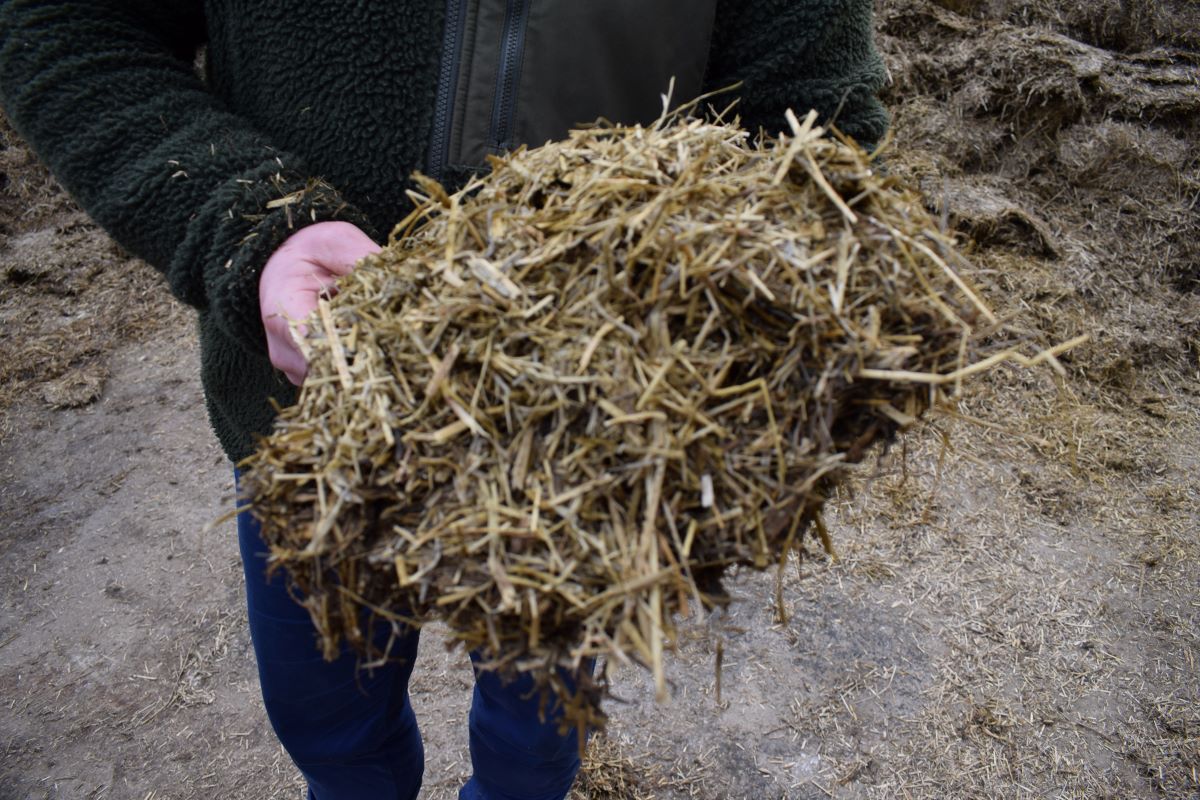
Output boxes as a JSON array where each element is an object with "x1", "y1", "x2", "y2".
[
  {"x1": 430, "y1": 0, "x2": 717, "y2": 179},
  {"x1": 428, "y1": 0, "x2": 469, "y2": 183}
]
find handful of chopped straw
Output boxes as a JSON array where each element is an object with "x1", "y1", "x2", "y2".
[{"x1": 243, "y1": 109, "x2": 1027, "y2": 729}]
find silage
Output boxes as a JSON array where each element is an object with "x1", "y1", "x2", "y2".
[{"x1": 242, "y1": 110, "x2": 1063, "y2": 728}]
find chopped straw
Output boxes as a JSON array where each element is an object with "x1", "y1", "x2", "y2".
[{"x1": 242, "y1": 109, "x2": 1045, "y2": 730}]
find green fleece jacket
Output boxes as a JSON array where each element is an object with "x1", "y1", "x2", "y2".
[{"x1": 0, "y1": 0, "x2": 887, "y2": 462}]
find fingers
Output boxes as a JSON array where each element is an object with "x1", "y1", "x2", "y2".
[{"x1": 306, "y1": 221, "x2": 382, "y2": 276}]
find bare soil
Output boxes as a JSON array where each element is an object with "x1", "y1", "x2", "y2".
[{"x1": 2, "y1": 2, "x2": 1197, "y2": 798}]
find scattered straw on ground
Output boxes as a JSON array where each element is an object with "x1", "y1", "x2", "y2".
[{"x1": 0, "y1": 115, "x2": 184, "y2": 431}]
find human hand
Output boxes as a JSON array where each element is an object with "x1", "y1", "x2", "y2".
[{"x1": 258, "y1": 221, "x2": 381, "y2": 385}]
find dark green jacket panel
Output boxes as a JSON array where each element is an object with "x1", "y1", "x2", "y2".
[
  {"x1": 706, "y1": 0, "x2": 888, "y2": 148},
  {"x1": 202, "y1": 2, "x2": 445, "y2": 237}
]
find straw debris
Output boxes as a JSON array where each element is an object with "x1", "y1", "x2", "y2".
[{"x1": 243, "y1": 109, "x2": 1034, "y2": 727}]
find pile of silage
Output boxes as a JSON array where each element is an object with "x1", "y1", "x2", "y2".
[{"x1": 244, "y1": 110, "x2": 1033, "y2": 727}]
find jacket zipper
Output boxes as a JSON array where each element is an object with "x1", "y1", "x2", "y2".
[
  {"x1": 427, "y1": 0, "x2": 468, "y2": 182},
  {"x1": 488, "y1": 0, "x2": 529, "y2": 153}
]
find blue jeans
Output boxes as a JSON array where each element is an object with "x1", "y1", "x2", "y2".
[{"x1": 235, "y1": 487, "x2": 584, "y2": 800}]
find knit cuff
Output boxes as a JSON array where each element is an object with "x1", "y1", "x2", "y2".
[{"x1": 180, "y1": 161, "x2": 376, "y2": 355}]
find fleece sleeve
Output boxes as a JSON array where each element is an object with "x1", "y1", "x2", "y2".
[
  {"x1": 705, "y1": 0, "x2": 889, "y2": 149},
  {"x1": 0, "y1": 0, "x2": 374, "y2": 353}
]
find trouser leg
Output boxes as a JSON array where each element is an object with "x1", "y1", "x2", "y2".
[
  {"x1": 236, "y1": 497, "x2": 424, "y2": 800},
  {"x1": 459, "y1": 652, "x2": 591, "y2": 800}
]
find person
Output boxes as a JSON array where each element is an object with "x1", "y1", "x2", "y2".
[{"x1": 0, "y1": 2, "x2": 887, "y2": 798}]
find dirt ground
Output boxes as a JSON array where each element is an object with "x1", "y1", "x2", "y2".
[{"x1": 1, "y1": 1, "x2": 1197, "y2": 798}]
